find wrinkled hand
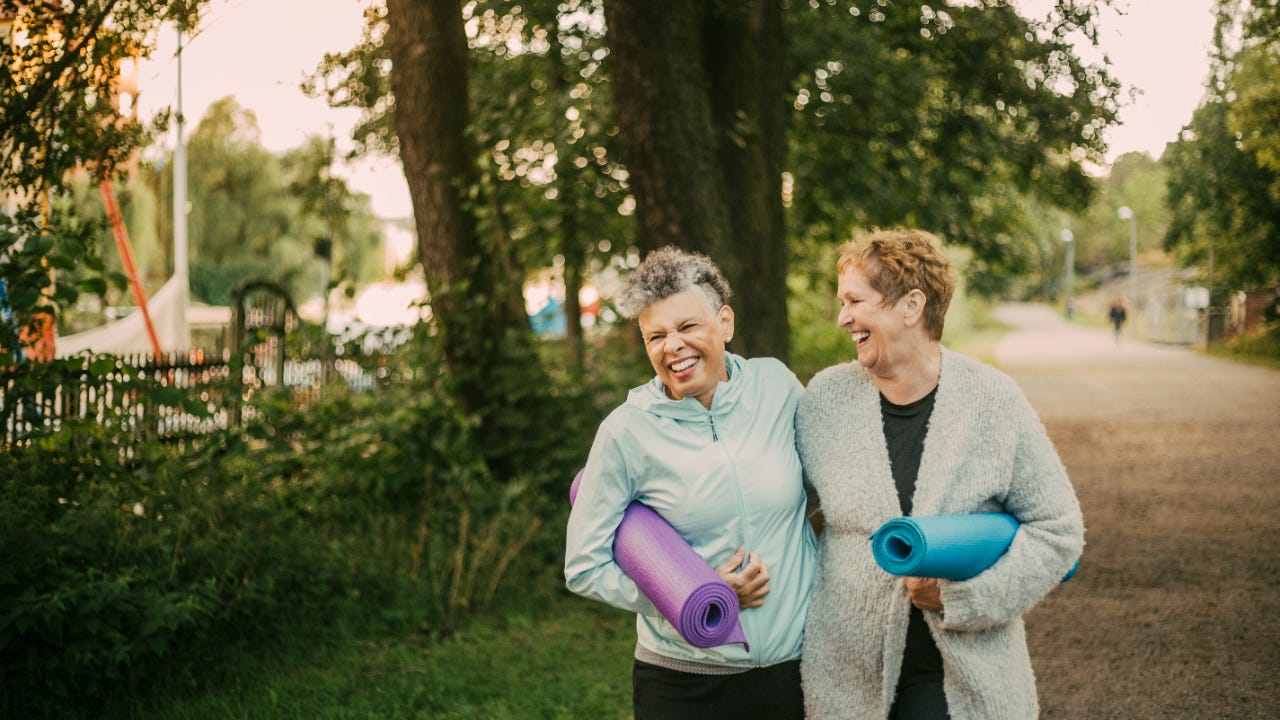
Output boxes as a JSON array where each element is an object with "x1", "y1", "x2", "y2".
[
  {"x1": 716, "y1": 547, "x2": 771, "y2": 609},
  {"x1": 904, "y1": 576, "x2": 943, "y2": 612}
]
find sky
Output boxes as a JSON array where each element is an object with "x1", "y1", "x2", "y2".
[{"x1": 135, "y1": 0, "x2": 1220, "y2": 221}]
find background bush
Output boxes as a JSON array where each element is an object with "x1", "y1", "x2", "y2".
[{"x1": 0, "y1": 328, "x2": 598, "y2": 717}]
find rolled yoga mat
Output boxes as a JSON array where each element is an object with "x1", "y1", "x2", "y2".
[
  {"x1": 870, "y1": 513, "x2": 1079, "y2": 582},
  {"x1": 570, "y1": 469, "x2": 748, "y2": 649}
]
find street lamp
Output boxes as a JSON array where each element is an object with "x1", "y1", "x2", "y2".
[
  {"x1": 1117, "y1": 206, "x2": 1138, "y2": 310},
  {"x1": 1059, "y1": 228, "x2": 1075, "y2": 318}
]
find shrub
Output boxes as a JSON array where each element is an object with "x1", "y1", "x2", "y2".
[{"x1": 0, "y1": 328, "x2": 593, "y2": 716}]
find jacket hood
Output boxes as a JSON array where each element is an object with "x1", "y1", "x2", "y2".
[{"x1": 626, "y1": 351, "x2": 747, "y2": 421}]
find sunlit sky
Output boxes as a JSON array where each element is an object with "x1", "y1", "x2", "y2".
[{"x1": 135, "y1": 0, "x2": 1219, "y2": 220}]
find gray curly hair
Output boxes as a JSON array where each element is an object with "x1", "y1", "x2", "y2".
[{"x1": 615, "y1": 246, "x2": 733, "y2": 319}]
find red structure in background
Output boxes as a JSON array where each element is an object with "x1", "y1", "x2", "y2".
[{"x1": 99, "y1": 177, "x2": 163, "y2": 358}]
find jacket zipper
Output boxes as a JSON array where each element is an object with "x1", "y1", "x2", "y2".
[{"x1": 710, "y1": 410, "x2": 752, "y2": 571}]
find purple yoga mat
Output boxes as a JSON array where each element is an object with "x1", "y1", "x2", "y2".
[{"x1": 570, "y1": 470, "x2": 748, "y2": 649}]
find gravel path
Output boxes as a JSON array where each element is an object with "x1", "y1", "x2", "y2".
[{"x1": 993, "y1": 304, "x2": 1280, "y2": 719}]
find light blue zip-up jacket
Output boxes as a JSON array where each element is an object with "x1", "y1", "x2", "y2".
[{"x1": 565, "y1": 353, "x2": 817, "y2": 669}]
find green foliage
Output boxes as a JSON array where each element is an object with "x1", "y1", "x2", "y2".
[
  {"x1": 60, "y1": 171, "x2": 167, "y2": 321},
  {"x1": 0, "y1": 354, "x2": 223, "y2": 709},
  {"x1": 0, "y1": 327, "x2": 596, "y2": 717},
  {"x1": 1208, "y1": 321, "x2": 1280, "y2": 368},
  {"x1": 1162, "y1": 0, "x2": 1280, "y2": 296},
  {"x1": 125, "y1": 97, "x2": 388, "y2": 307},
  {"x1": 786, "y1": 0, "x2": 1121, "y2": 297},
  {"x1": 310, "y1": 0, "x2": 630, "y2": 288},
  {"x1": 1164, "y1": 97, "x2": 1280, "y2": 295},
  {"x1": 1231, "y1": 4, "x2": 1280, "y2": 177},
  {"x1": 0, "y1": 202, "x2": 112, "y2": 357},
  {"x1": 787, "y1": 241, "x2": 847, "y2": 383},
  {"x1": 282, "y1": 136, "x2": 386, "y2": 288},
  {"x1": 0, "y1": 1, "x2": 206, "y2": 195},
  {"x1": 316, "y1": 0, "x2": 1123, "y2": 345}
]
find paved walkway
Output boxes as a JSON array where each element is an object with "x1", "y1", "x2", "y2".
[
  {"x1": 988, "y1": 303, "x2": 1280, "y2": 719},
  {"x1": 994, "y1": 303, "x2": 1183, "y2": 364}
]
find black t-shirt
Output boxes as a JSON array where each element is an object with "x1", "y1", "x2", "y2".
[{"x1": 880, "y1": 388, "x2": 945, "y2": 686}]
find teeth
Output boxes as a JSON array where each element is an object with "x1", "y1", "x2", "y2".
[
  {"x1": 671, "y1": 357, "x2": 698, "y2": 372},
  {"x1": 853, "y1": 331, "x2": 870, "y2": 343}
]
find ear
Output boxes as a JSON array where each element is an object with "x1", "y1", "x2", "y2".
[
  {"x1": 902, "y1": 289, "x2": 927, "y2": 328},
  {"x1": 719, "y1": 305, "x2": 736, "y2": 342}
]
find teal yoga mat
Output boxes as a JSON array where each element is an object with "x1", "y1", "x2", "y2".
[{"x1": 870, "y1": 513, "x2": 1079, "y2": 582}]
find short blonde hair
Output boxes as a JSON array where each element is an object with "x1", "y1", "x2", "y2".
[{"x1": 837, "y1": 228, "x2": 954, "y2": 341}]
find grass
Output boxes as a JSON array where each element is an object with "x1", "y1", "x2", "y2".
[
  {"x1": 943, "y1": 299, "x2": 1013, "y2": 367},
  {"x1": 97, "y1": 594, "x2": 635, "y2": 720},
  {"x1": 1204, "y1": 323, "x2": 1280, "y2": 369}
]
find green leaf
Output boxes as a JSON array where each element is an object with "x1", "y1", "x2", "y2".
[
  {"x1": 81, "y1": 276, "x2": 108, "y2": 296},
  {"x1": 181, "y1": 396, "x2": 213, "y2": 418},
  {"x1": 46, "y1": 253, "x2": 77, "y2": 271},
  {"x1": 149, "y1": 384, "x2": 185, "y2": 407}
]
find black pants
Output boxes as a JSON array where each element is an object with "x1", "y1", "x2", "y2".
[
  {"x1": 889, "y1": 606, "x2": 950, "y2": 719},
  {"x1": 632, "y1": 658, "x2": 804, "y2": 720},
  {"x1": 890, "y1": 671, "x2": 949, "y2": 720}
]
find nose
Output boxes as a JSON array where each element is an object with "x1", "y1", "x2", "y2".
[
  {"x1": 663, "y1": 331, "x2": 687, "y2": 354},
  {"x1": 837, "y1": 304, "x2": 852, "y2": 329}
]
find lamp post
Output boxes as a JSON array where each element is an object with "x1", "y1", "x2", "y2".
[
  {"x1": 1117, "y1": 206, "x2": 1138, "y2": 310},
  {"x1": 1059, "y1": 228, "x2": 1075, "y2": 319}
]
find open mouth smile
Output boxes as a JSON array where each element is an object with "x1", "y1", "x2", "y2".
[{"x1": 670, "y1": 357, "x2": 699, "y2": 376}]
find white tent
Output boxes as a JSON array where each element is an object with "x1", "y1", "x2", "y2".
[{"x1": 55, "y1": 275, "x2": 192, "y2": 357}]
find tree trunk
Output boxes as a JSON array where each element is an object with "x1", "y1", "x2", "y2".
[
  {"x1": 604, "y1": 0, "x2": 790, "y2": 360},
  {"x1": 546, "y1": 18, "x2": 586, "y2": 371},
  {"x1": 603, "y1": 0, "x2": 733, "y2": 260},
  {"x1": 705, "y1": 0, "x2": 790, "y2": 361},
  {"x1": 385, "y1": 0, "x2": 473, "y2": 288},
  {"x1": 385, "y1": 0, "x2": 549, "y2": 479}
]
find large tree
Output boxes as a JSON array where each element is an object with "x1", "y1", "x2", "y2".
[
  {"x1": 602, "y1": 0, "x2": 790, "y2": 359},
  {"x1": 313, "y1": 1, "x2": 630, "y2": 369},
  {"x1": 383, "y1": 0, "x2": 560, "y2": 481},
  {"x1": 324, "y1": 0, "x2": 1122, "y2": 364},
  {"x1": 1163, "y1": 0, "x2": 1280, "y2": 296}
]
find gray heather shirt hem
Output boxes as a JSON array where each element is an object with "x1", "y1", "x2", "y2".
[{"x1": 633, "y1": 643, "x2": 750, "y2": 676}]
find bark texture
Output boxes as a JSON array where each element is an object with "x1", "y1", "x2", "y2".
[{"x1": 604, "y1": 0, "x2": 791, "y2": 360}]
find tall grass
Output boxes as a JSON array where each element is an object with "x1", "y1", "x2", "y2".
[{"x1": 1207, "y1": 323, "x2": 1280, "y2": 369}]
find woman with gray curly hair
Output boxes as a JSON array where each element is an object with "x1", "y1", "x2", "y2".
[{"x1": 565, "y1": 246, "x2": 817, "y2": 720}]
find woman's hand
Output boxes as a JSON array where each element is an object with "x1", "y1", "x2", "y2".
[
  {"x1": 716, "y1": 547, "x2": 771, "y2": 609},
  {"x1": 904, "y1": 576, "x2": 944, "y2": 612}
]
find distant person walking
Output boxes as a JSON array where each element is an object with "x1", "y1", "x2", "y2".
[{"x1": 1108, "y1": 299, "x2": 1127, "y2": 345}]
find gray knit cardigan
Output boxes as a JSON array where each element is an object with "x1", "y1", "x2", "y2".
[{"x1": 796, "y1": 347, "x2": 1084, "y2": 720}]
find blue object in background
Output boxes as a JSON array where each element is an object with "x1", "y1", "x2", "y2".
[
  {"x1": 528, "y1": 297, "x2": 567, "y2": 338},
  {"x1": 871, "y1": 513, "x2": 1079, "y2": 582},
  {"x1": 0, "y1": 277, "x2": 23, "y2": 361}
]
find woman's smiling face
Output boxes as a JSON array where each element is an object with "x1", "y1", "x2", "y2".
[
  {"x1": 836, "y1": 265, "x2": 906, "y2": 374},
  {"x1": 638, "y1": 288, "x2": 734, "y2": 409}
]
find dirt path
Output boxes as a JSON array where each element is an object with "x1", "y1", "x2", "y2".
[{"x1": 993, "y1": 304, "x2": 1280, "y2": 719}]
